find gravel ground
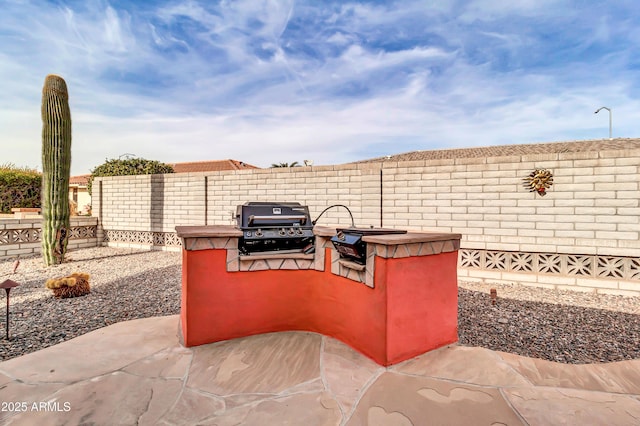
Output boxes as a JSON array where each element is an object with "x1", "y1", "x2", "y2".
[
  {"x1": 0, "y1": 247, "x2": 181, "y2": 362},
  {"x1": 1, "y1": 247, "x2": 639, "y2": 364},
  {"x1": 458, "y1": 281, "x2": 640, "y2": 364}
]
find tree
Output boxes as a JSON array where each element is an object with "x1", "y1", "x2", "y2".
[
  {"x1": 270, "y1": 161, "x2": 300, "y2": 168},
  {"x1": 87, "y1": 157, "x2": 174, "y2": 195}
]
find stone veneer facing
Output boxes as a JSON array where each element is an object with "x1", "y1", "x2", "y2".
[
  {"x1": 182, "y1": 234, "x2": 461, "y2": 289},
  {"x1": 182, "y1": 236, "x2": 320, "y2": 273},
  {"x1": 329, "y1": 236, "x2": 461, "y2": 288}
]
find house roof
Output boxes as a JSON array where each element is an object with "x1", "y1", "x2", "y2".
[
  {"x1": 69, "y1": 174, "x2": 90, "y2": 186},
  {"x1": 69, "y1": 160, "x2": 258, "y2": 186},
  {"x1": 170, "y1": 159, "x2": 259, "y2": 173},
  {"x1": 353, "y1": 138, "x2": 640, "y2": 164}
]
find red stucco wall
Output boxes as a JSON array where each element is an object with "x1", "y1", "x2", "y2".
[{"x1": 180, "y1": 247, "x2": 458, "y2": 366}]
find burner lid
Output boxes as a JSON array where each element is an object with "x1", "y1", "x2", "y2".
[{"x1": 336, "y1": 227, "x2": 407, "y2": 236}]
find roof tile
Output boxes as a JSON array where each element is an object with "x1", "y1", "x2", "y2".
[
  {"x1": 170, "y1": 159, "x2": 259, "y2": 173},
  {"x1": 353, "y1": 138, "x2": 640, "y2": 164}
]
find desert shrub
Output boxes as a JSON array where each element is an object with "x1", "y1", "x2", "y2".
[
  {"x1": 0, "y1": 163, "x2": 41, "y2": 213},
  {"x1": 87, "y1": 158, "x2": 174, "y2": 195}
]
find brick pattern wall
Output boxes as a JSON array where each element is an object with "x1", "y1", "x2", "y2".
[
  {"x1": 382, "y1": 151, "x2": 640, "y2": 256},
  {"x1": 96, "y1": 165, "x2": 378, "y2": 234},
  {"x1": 93, "y1": 148, "x2": 640, "y2": 295}
]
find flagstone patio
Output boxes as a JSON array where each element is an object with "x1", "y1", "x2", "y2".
[{"x1": 1, "y1": 315, "x2": 639, "y2": 425}]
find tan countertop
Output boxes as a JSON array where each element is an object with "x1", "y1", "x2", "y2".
[
  {"x1": 175, "y1": 225, "x2": 460, "y2": 246},
  {"x1": 314, "y1": 225, "x2": 460, "y2": 245},
  {"x1": 312, "y1": 226, "x2": 338, "y2": 237},
  {"x1": 362, "y1": 232, "x2": 461, "y2": 245},
  {"x1": 175, "y1": 225, "x2": 243, "y2": 238}
]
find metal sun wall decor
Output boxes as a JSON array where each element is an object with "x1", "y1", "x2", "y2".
[{"x1": 523, "y1": 169, "x2": 554, "y2": 196}]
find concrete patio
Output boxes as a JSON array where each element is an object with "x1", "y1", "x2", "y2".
[{"x1": 1, "y1": 315, "x2": 639, "y2": 425}]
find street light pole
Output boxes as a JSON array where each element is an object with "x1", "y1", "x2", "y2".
[{"x1": 594, "y1": 107, "x2": 612, "y2": 140}]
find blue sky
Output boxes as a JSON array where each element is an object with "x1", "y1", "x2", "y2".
[{"x1": 2, "y1": 0, "x2": 639, "y2": 175}]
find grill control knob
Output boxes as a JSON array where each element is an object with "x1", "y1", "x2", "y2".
[
  {"x1": 279, "y1": 228, "x2": 286, "y2": 236},
  {"x1": 296, "y1": 228, "x2": 304, "y2": 235},
  {"x1": 245, "y1": 231, "x2": 252, "y2": 237},
  {"x1": 255, "y1": 229, "x2": 263, "y2": 237},
  {"x1": 288, "y1": 228, "x2": 295, "y2": 235}
]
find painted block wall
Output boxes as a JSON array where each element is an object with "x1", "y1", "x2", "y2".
[
  {"x1": 93, "y1": 147, "x2": 640, "y2": 295},
  {"x1": 381, "y1": 151, "x2": 640, "y2": 256}
]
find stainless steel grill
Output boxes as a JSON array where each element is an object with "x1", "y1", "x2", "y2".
[{"x1": 236, "y1": 202, "x2": 315, "y2": 255}]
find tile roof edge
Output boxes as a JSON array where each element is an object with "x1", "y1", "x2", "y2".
[
  {"x1": 350, "y1": 138, "x2": 640, "y2": 164},
  {"x1": 169, "y1": 159, "x2": 259, "y2": 169}
]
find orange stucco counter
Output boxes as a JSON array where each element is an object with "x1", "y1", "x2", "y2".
[{"x1": 176, "y1": 225, "x2": 461, "y2": 366}]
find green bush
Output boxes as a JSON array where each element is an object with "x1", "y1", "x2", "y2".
[
  {"x1": 87, "y1": 158, "x2": 174, "y2": 195},
  {"x1": 0, "y1": 163, "x2": 42, "y2": 213},
  {"x1": 0, "y1": 164, "x2": 41, "y2": 214}
]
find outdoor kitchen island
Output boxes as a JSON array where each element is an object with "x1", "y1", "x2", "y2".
[{"x1": 176, "y1": 224, "x2": 461, "y2": 366}]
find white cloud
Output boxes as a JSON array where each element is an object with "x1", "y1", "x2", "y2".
[
  {"x1": 102, "y1": 6, "x2": 130, "y2": 53},
  {"x1": 326, "y1": 32, "x2": 353, "y2": 46},
  {"x1": 459, "y1": 0, "x2": 568, "y2": 22},
  {"x1": 339, "y1": 44, "x2": 452, "y2": 70}
]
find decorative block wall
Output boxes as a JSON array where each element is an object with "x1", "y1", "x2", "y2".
[{"x1": 0, "y1": 217, "x2": 99, "y2": 260}]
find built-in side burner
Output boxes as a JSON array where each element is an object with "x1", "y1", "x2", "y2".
[{"x1": 331, "y1": 227, "x2": 407, "y2": 264}]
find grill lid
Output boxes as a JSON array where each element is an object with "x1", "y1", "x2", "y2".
[
  {"x1": 248, "y1": 215, "x2": 308, "y2": 226},
  {"x1": 236, "y1": 202, "x2": 312, "y2": 229},
  {"x1": 236, "y1": 202, "x2": 315, "y2": 255},
  {"x1": 335, "y1": 227, "x2": 407, "y2": 236}
]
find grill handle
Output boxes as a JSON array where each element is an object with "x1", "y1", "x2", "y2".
[{"x1": 248, "y1": 215, "x2": 308, "y2": 226}]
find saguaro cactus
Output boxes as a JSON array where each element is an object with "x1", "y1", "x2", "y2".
[{"x1": 41, "y1": 74, "x2": 72, "y2": 266}]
